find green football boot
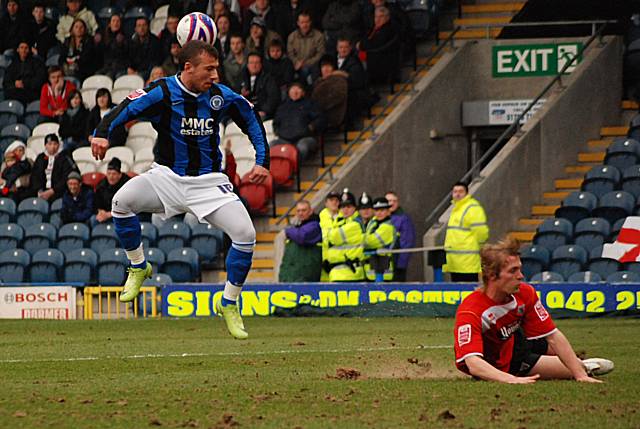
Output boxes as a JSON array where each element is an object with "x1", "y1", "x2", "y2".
[
  {"x1": 216, "y1": 300, "x2": 248, "y2": 340},
  {"x1": 119, "y1": 262, "x2": 152, "y2": 302}
]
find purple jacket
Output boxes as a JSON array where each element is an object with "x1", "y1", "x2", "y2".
[
  {"x1": 285, "y1": 214, "x2": 322, "y2": 246},
  {"x1": 390, "y1": 208, "x2": 416, "y2": 269}
]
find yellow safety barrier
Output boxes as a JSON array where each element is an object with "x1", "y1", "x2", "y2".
[{"x1": 83, "y1": 286, "x2": 159, "y2": 320}]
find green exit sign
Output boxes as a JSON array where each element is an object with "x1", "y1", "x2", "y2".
[{"x1": 492, "y1": 42, "x2": 583, "y2": 77}]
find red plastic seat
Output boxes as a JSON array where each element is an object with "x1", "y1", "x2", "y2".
[
  {"x1": 239, "y1": 172, "x2": 273, "y2": 215},
  {"x1": 82, "y1": 172, "x2": 105, "y2": 190},
  {"x1": 269, "y1": 144, "x2": 299, "y2": 190}
]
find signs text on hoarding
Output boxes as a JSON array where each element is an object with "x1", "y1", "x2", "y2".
[
  {"x1": 488, "y1": 99, "x2": 546, "y2": 125},
  {"x1": 493, "y1": 43, "x2": 583, "y2": 77},
  {"x1": 0, "y1": 287, "x2": 76, "y2": 319}
]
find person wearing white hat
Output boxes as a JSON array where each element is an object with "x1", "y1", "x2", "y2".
[{"x1": 0, "y1": 141, "x2": 31, "y2": 199}]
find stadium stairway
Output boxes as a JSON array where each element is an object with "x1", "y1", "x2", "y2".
[
  {"x1": 508, "y1": 100, "x2": 638, "y2": 243},
  {"x1": 440, "y1": 1, "x2": 526, "y2": 40}
]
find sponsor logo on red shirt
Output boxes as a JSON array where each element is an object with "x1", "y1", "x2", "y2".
[
  {"x1": 458, "y1": 324, "x2": 471, "y2": 347},
  {"x1": 127, "y1": 89, "x2": 147, "y2": 100},
  {"x1": 534, "y1": 300, "x2": 550, "y2": 321}
]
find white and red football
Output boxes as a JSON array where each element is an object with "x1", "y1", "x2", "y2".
[{"x1": 176, "y1": 12, "x2": 218, "y2": 47}]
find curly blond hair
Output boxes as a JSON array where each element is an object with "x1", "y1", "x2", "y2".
[{"x1": 480, "y1": 236, "x2": 521, "y2": 286}]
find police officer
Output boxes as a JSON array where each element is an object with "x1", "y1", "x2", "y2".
[
  {"x1": 358, "y1": 192, "x2": 374, "y2": 227},
  {"x1": 364, "y1": 197, "x2": 398, "y2": 281},
  {"x1": 324, "y1": 189, "x2": 365, "y2": 281},
  {"x1": 319, "y1": 191, "x2": 341, "y2": 281}
]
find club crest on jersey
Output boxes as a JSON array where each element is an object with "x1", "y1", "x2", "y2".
[
  {"x1": 534, "y1": 301, "x2": 549, "y2": 321},
  {"x1": 210, "y1": 95, "x2": 224, "y2": 110},
  {"x1": 458, "y1": 324, "x2": 471, "y2": 346},
  {"x1": 126, "y1": 89, "x2": 147, "y2": 100},
  {"x1": 517, "y1": 304, "x2": 525, "y2": 316}
]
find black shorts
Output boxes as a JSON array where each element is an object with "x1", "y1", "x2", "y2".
[{"x1": 508, "y1": 329, "x2": 549, "y2": 376}]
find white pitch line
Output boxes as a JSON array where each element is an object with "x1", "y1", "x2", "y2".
[{"x1": 0, "y1": 344, "x2": 451, "y2": 364}]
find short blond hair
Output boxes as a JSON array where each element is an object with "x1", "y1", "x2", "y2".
[{"x1": 480, "y1": 237, "x2": 521, "y2": 286}]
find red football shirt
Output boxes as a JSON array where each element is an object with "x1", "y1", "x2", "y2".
[{"x1": 453, "y1": 283, "x2": 557, "y2": 374}]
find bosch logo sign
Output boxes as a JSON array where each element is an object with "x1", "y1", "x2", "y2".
[{"x1": 4, "y1": 292, "x2": 69, "y2": 303}]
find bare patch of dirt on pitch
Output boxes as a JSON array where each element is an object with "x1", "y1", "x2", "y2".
[{"x1": 367, "y1": 358, "x2": 464, "y2": 380}]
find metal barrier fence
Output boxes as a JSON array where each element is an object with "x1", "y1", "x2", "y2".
[{"x1": 83, "y1": 286, "x2": 159, "y2": 320}]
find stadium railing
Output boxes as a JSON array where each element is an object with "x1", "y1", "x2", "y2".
[{"x1": 83, "y1": 286, "x2": 158, "y2": 319}]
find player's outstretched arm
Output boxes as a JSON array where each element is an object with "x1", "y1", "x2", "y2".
[
  {"x1": 465, "y1": 356, "x2": 539, "y2": 384},
  {"x1": 546, "y1": 330, "x2": 602, "y2": 383},
  {"x1": 91, "y1": 137, "x2": 110, "y2": 161}
]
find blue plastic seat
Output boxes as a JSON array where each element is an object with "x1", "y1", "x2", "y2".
[
  {"x1": 0, "y1": 222, "x2": 23, "y2": 249},
  {"x1": 587, "y1": 245, "x2": 621, "y2": 279},
  {"x1": 533, "y1": 218, "x2": 573, "y2": 253},
  {"x1": 550, "y1": 244, "x2": 587, "y2": 280},
  {"x1": 519, "y1": 244, "x2": 550, "y2": 281},
  {"x1": 567, "y1": 271, "x2": 602, "y2": 283},
  {"x1": 157, "y1": 222, "x2": 191, "y2": 256},
  {"x1": 23, "y1": 223, "x2": 57, "y2": 255},
  {"x1": 530, "y1": 271, "x2": 564, "y2": 283},
  {"x1": 97, "y1": 248, "x2": 129, "y2": 285},
  {"x1": 623, "y1": 261, "x2": 640, "y2": 274},
  {"x1": 0, "y1": 248, "x2": 30, "y2": 282},
  {"x1": 163, "y1": 247, "x2": 199, "y2": 282},
  {"x1": 581, "y1": 165, "x2": 621, "y2": 199},
  {"x1": 16, "y1": 197, "x2": 50, "y2": 228},
  {"x1": 91, "y1": 222, "x2": 118, "y2": 254},
  {"x1": 0, "y1": 99, "x2": 24, "y2": 129},
  {"x1": 96, "y1": 6, "x2": 122, "y2": 28},
  {"x1": 189, "y1": 223, "x2": 223, "y2": 264},
  {"x1": 29, "y1": 248, "x2": 64, "y2": 282},
  {"x1": 23, "y1": 100, "x2": 41, "y2": 130},
  {"x1": 621, "y1": 164, "x2": 640, "y2": 198},
  {"x1": 574, "y1": 217, "x2": 610, "y2": 252},
  {"x1": 604, "y1": 137, "x2": 640, "y2": 171},
  {"x1": 49, "y1": 213, "x2": 62, "y2": 229},
  {"x1": 0, "y1": 197, "x2": 16, "y2": 223},
  {"x1": 611, "y1": 218, "x2": 625, "y2": 241},
  {"x1": 554, "y1": 191, "x2": 597, "y2": 225},
  {"x1": 0, "y1": 123, "x2": 31, "y2": 149},
  {"x1": 606, "y1": 271, "x2": 640, "y2": 283},
  {"x1": 143, "y1": 272, "x2": 173, "y2": 286},
  {"x1": 64, "y1": 248, "x2": 98, "y2": 283},
  {"x1": 58, "y1": 222, "x2": 90, "y2": 253},
  {"x1": 144, "y1": 247, "x2": 165, "y2": 273},
  {"x1": 592, "y1": 191, "x2": 634, "y2": 225},
  {"x1": 140, "y1": 222, "x2": 157, "y2": 248},
  {"x1": 50, "y1": 198, "x2": 63, "y2": 216}
]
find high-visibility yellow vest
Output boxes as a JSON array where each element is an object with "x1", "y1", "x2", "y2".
[
  {"x1": 363, "y1": 217, "x2": 398, "y2": 281},
  {"x1": 326, "y1": 211, "x2": 365, "y2": 281},
  {"x1": 443, "y1": 194, "x2": 489, "y2": 274},
  {"x1": 319, "y1": 208, "x2": 337, "y2": 281}
]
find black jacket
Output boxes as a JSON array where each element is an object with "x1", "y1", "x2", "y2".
[
  {"x1": 60, "y1": 36, "x2": 98, "y2": 81},
  {"x1": 86, "y1": 105, "x2": 126, "y2": 147},
  {"x1": 273, "y1": 97, "x2": 326, "y2": 142},
  {"x1": 2, "y1": 54, "x2": 47, "y2": 104},
  {"x1": 128, "y1": 33, "x2": 162, "y2": 77},
  {"x1": 241, "y1": 70, "x2": 280, "y2": 119},
  {"x1": 59, "y1": 106, "x2": 90, "y2": 142},
  {"x1": 264, "y1": 56, "x2": 295, "y2": 90},
  {"x1": 26, "y1": 150, "x2": 77, "y2": 200},
  {"x1": 94, "y1": 174, "x2": 129, "y2": 212}
]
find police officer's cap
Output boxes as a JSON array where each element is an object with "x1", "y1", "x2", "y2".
[
  {"x1": 326, "y1": 191, "x2": 340, "y2": 200},
  {"x1": 358, "y1": 192, "x2": 373, "y2": 209},
  {"x1": 372, "y1": 197, "x2": 391, "y2": 210},
  {"x1": 339, "y1": 189, "x2": 356, "y2": 207}
]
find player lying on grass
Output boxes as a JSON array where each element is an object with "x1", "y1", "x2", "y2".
[{"x1": 454, "y1": 237, "x2": 613, "y2": 384}]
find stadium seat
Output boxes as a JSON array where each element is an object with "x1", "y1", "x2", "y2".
[
  {"x1": 50, "y1": 198, "x2": 63, "y2": 216},
  {"x1": 26, "y1": 135, "x2": 45, "y2": 155},
  {"x1": 16, "y1": 197, "x2": 50, "y2": 228},
  {"x1": 533, "y1": 218, "x2": 573, "y2": 253},
  {"x1": 157, "y1": 221, "x2": 191, "y2": 255},
  {"x1": 550, "y1": 244, "x2": 587, "y2": 280},
  {"x1": 0, "y1": 223, "x2": 23, "y2": 249},
  {"x1": 554, "y1": 191, "x2": 597, "y2": 225},
  {"x1": 587, "y1": 245, "x2": 621, "y2": 279},
  {"x1": 0, "y1": 99, "x2": 24, "y2": 128},
  {"x1": 611, "y1": 217, "x2": 625, "y2": 241},
  {"x1": 606, "y1": 271, "x2": 640, "y2": 283},
  {"x1": 592, "y1": 191, "x2": 634, "y2": 225},
  {"x1": 127, "y1": 137, "x2": 155, "y2": 154},
  {"x1": 45, "y1": 54, "x2": 59, "y2": 67},
  {"x1": 64, "y1": 248, "x2": 98, "y2": 283},
  {"x1": 567, "y1": 271, "x2": 603, "y2": 283},
  {"x1": 113, "y1": 74, "x2": 144, "y2": 90},
  {"x1": 82, "y1": 172, "x2": 106, "y2": 190},
  {"x1": 91, "y1": 222, "x2": 118, "y2": 254},
  {"x1": 530, "y1": 271, "x2": 564, "y2": 283},
  {"x1": 163, "y1": 247, "x2": 199, "y2": 282},
  {"x1": 154, "y1": 4, "x2": 169, "y2": 19},
  {"x1": 0, "y1": 123, "x2": 31, "y2": 149},
  {"x1": 128, "y1": 121, "x2": 157, "y2": 140},
  {"x1": 189, "y1": 223, "x2": 223, "y2": 264},
  {"x1": 581, "y1": 165, "x2": 620, "y2": 199},
  {"x1": 81, "y1": 88, "x2": 98, "y2": 110},
  {"x1": 519, "y1": 244, "x2": 550, "y2": 280},
  {"x1": 97, "y1": 248, "x2": 128, "y2": 285},
  {"x1": 143, "y1": 272, "x2": 172, "y2": 286},
  {"x1": 29, "y1": 248, "x2": 64, "y2": 282},
  {"x1": 150, "y1": 16, "x2": 166, "y2": 36},
  {"x1": 132, "y1": 160, "x2": 153, "y2": 174},
  {"x1": 0, "y1": 248, "x2": 30, "y2": 282},
  {"x1": 574, "y1": 217, "x2": 610, "y2": 252},
  {"x1": 270, "y1": 144, "x2": 300, "y2": 191},
  {"x1": 82, "y1": 74, "x2": 113, "y2": 90},
  {"x1": 111, "y1": 88, "x2": 130, "y2": 104},
  {"x1": 49, "y1": 213, "x2": 62, "y2": 229},
  {"x1": 239, "y1": 172, "x2": 274, "y2": 215},
  {"x1": 97, "y1": 6, "x2": 121, "y2": 29},
  {"x1": 102, "y1": 146, "x2": 134, "y2": 172},
  {"x1": 0, "y1": 197, "x2": 16, "y2": 223},
  {"x1": 58, "y1": 222, "x2": 90, "y2": 253},
  {"x1": 621, "y1": 165, "x2": 640, "y2": 198},
  {"x1": 623, "y1": 261, "x2": 640, "y2": 274},
  {"x1": 23, "y1": 222, "x2": 57, "y2": 255},
  {"x1": 604, "y1": 137, "x2": 640, "y2": 171},
  {"x1": 31, "y1": 122, "x2": 59, "y2": 138},
  {"x1": 23, "y1": 100, "x2": 41, "y2": 130},
  {"x1": 140, "y1": 222, "x2": 157, "y2": 248},
  {"x1": 145, "y1": 247, "x2": 165, "y2": 272}
]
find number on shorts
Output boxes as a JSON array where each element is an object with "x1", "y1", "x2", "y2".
[{"x1": 217, "y1": 184, "x2": 234, "y2": 194}]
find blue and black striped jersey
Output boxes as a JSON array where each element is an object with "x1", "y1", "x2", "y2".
[{"x1": 95, "y1": 75, "x2": 270, "y2": 176}]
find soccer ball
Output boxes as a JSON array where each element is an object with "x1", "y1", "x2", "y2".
[{"x1": 176, "y1": 12, "x2": 217, "y2": 47}]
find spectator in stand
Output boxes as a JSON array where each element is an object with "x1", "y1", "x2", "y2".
[
  {"x1": 279, "y1": 200, "x2": 322, "y2": 282},
  {"x1": 264, "y1": 38, "x2": 294, "y2": 98},
  {"x1": 305, "y1": 0, "x2": 332, "y2": 30},
  {"x1": 272, "y1": 81, "x2": 326, "y2": 161},
  {"x1": 146, "y1": 65, "x2": 166, "y2": 85},
  {"x1": 319, "y1": 190, "x2": 340, "y2": 281},
  {"x1": 214, "y1": 13, "x2": 232, "y2": 60},
  {"x1": 127, "y1": 17, "x2": 162, "y2": 80},
  {"x1": 86, "y1": 88, "x2": 126, "y2": 148},
  {"x1": 287, "y1": 11, "x2": 324, "y2": 85},
  {"x1": 245, "y1": 16, "x2": 281, "y2": 58},
  {"x1": 359, "y1": 6, "x2": 400, "y2": 85},
  {"x1": 311, "y1": 55, "x2": 348, "y2": 130},
  {"x1": 322, "y1": 0, "x2": 363, "y2": 53},
  {"x1": 162, "y1": 37, "x2": 181, "y2": 76},
  {"x1": 39, "y1": 65, "x2": 76, "y2": 123},
  {"x1": 3, "y1": 40, "x2": 47, "y2": 105},
  {"x1": 96, "y1": 14, "x2": 129, "y2": 80},
  {"x1": 60, "y1": 18, "x2": 98, "y2": 82},
  {"x1": 168, "y1": 0, "x2": 207, "y2": 18},
  {"x1": 159, "y1": 14, "x2": 179, "y2": 61},
  {"x1": 223, "y1": 33, "x2": 246, "y2": 92},
  {"x1": 273, "y1": 0, "x2": 310, "y2": 43},
  {"x1": 0, "y1": 141, "x2": 31, "y2": 200},
  {"x1": 31, "y1": 3, "x2": 58, "y2": 60},
  {"x1": 0, "y1": 0, "x2": 35, "y2": 54},
  {"x1": 336, "y1": 36, "x2": 371, "y2": 125},
  {"x1": 56, "y1": 0, "x2": 98, "y2": 43},
  {"x1": 22, "y1": 133, "x2": 77, "y2": 202},
  {"x1": 241, "y1": 52, "x2": 279, "y2": 119},
  {"x1": 58, "y1": 89, "x2": 90, "y2": 152},
  {"x1": 93, "y1": 157, "x2": 129, "y2": 225},
  {"x1": 363, "y1": 0, "x2": 414, "y2": 61},
  {"x1": 242, "y1": 0, "x2": 279, "y2": 37},
  {"x1": 212, "y1": 1, "x2": 241, "y2": 34},
  {"x1": 358, "y1": 192, "x2": 373, "y2": 227},
  {"x1": 385, "y1": 191, "x2": 416, "y2": 282},
  {"x1": 60, "y1": 170, "x2": 93, "y2": 224}
]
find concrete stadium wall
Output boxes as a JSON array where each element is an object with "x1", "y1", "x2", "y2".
[{"x1": 423, "y1": 36, "x2": 624, "y2": 281}]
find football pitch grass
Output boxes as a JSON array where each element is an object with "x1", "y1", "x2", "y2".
[{"x1": 1, "y1": 317, "x2": 639, "y2": 428}]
